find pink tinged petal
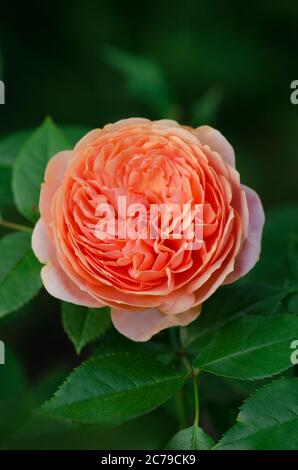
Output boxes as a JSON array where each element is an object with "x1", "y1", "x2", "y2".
[
  {"x1": 74, "y1": 128, "x2": 103, "y2": 152},
  {"x1": 74, "y1": 119, "x2": 152, "y2": 152},
  {"x1": 193, "y1": 220, "x2": 244, "y2": 305},
  {"x1": 40, "y1": 150, "x2": 73, "y2": 230},
  {"x1": 41, "y1": 263, "x2": 103, "y2": 308},
  {"x1": 192, "y1": 236, "x2": 236, "y2": 304},
  {"x1": 154, "y1": 119, "x2": 180, "y2": 128},
  {"x1": 159, "y1": 292, "x2": 196, "y2": 315},
  {"x1": 187, "y1": 208, "x2": 236, "y2": 293},
  {"x1": 32, "y1": 218, "x2": 56, "y2": 264},
  {"x1": 111, "y1": 306, "x2": 201, "y2": 342},
  {"x1": 104, "y1": 118, "x2": 151, "y2": 134},
  {"x1": 224, "y1": 185, "x2": 265, "y2": 284},
  {"x1": 195, "y1": 125, "x2": 236, "y2": 168}
]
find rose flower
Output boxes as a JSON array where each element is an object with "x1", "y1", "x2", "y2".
[{"x1": 32, "y1": 118, "x2": 264, "y2": 341}]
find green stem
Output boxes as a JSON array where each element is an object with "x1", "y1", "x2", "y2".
[
  {"x1": 179, "y1": 348, "x2": 200, "y2": 447},
  {"x1": 192, "y1": 373, "x2": 200, "y2": 427},
  {"x1": 191, "y1": 371, "x2": 200, "y2": 448},
  {"x1": 0, "y1": 219, "x2": 32, "y2": 233},
  {"x1": 173, "y1": 331, "x2": 201, "y2": 445},
  {"x1": 168, "y1": 330, "x2": 189, "y2": 429}
]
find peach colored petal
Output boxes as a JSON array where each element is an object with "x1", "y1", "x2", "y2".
[
  {"x1": 159, "y1": 291, "x2": 196, "y2": 315},
  {"x1": 74, "y1": 119, "x2": 151, "y2": 153},
  {"x1": 32, "y1": 218, "x2": 56, "y2": 264},
  {"x1": 186, "y1": 208, "x2": 236, "y2": 293},
  {"x1": 41, "y1": 263, "x2": 103, "y2": 308},
  {"x1": 40, "y1": 150, "x2": 73, "y2": 232},
  {"x1": 195, "y1": 125, "x2": 235, "y2": 168},
  {"x1": 191, "y1": 213, "x2": 244, "y2": 304},
  {"x1": 154, "y1": 119, "x2": 180, "y2": 128},
  {"x1": 107, "y1": 117, "x2": 151, "y2": 130},
  {"x1": 73, "y1": 128, "x2": 103, "y2": 152},
  {"x1": 224, "y1": 185, "x2": 265, "y2": 284},
  {"x1": 111, "y1": 306, "x2": 201, "y2": 342}
]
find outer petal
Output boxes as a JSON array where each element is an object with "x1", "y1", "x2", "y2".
[
  {"x1": 111, "y1": 306, "x2": 201, "y2": 342},
  {"x1": 41, "y1": 263, "x2": 103, "y2": 308},
  {"x1": 224, "y1": 185, "x2": 265, "y2": 284},
  {"x1": 32, "y1": 218, "x2": 56, "y2": 264},
  {"x1": 154, "y1": 119, "x2": 180, "y2": 128},
  {"x1": 74, "y1": 128, "x2": 103, "y2": 152},
  {"x1": 74, "y1": 119, "x2": 151, "y2": 152},
  {"x1": 107, "y1": 117, "x2": 150, "y2": 130},
  {"x1": 159, "y1": 291, "x2": 196, "y2": 315},
  {"x1": 40, "y1": 150, "x2": 73, "y2": 231},
  {"x1": 195, "y1": 125, "x2": 236, "y2": 168}
]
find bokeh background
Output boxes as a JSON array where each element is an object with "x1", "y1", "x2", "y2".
[
  {"x1": 1, "y1": 0, "x2": 298, "y2": 207},
  {"x1": 0, "y1": 0, "x2": 297, "y2": 449}
]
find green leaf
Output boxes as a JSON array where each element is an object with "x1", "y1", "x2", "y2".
[
  {"x1": 0, "y1": 232, "x2": 42, "y2": 317},
  {"x1": 0, "y1": 129, "x2": 32, "y2": 167},
  {"x1": 215, "y1": 378, "x2": 298, "y2": 450},
  {"x1": 192, "y1": 314, "x2": 298, "y2": 380},
  {"x1": 62, "y1": 302, "x2": 111, "y2": 354},
  {"x1": 12, "y1": 118, "x2": 70, "y2": 222},
  {"x1": 181, "y1": 283, "x2": 289, "y2": 352},
  {"x1": 166, "y1": 426, "x2": 215, "y2": 450},
  {"x1": 0, "y1": 130, "x2": 32, "y2": 219},
  {"x1": 41, "y1": 353, "x2": 186, "y2": 425},
  {"x1": 0, "y1": 125, "x2": 88, "y2": 168}
]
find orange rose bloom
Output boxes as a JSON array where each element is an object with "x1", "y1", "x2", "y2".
[{"x1": 32, "y1": 118, "x2": 264, "y2": 341}]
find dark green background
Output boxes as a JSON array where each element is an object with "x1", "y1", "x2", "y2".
[{"x1": 1, "y1": 0, "x2": 298, "y2": 208}]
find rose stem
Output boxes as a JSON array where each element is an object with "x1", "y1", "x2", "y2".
[
  {"x1": 191, "y1": 372, "x2": 200, "y2": 448},
  {"x1": 0, "y1": 219, "x2": 33, "y2": 233}
]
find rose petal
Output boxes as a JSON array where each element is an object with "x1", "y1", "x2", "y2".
[
  {"x1": 195, "y1": 125, "x2": 236, "y2": 168},
  {"x1": 155, "y1": 119, "x2": 180, "y2": 128},
  {"x1": 41, "y1": 263, "x2": 103, "y2": 308},
  {"x1": 159, "y1": 291, "x2": 196, "y2": 315},
  {"x1": 40, "y1": 150, "x2": 73, "y2": 232},
  {"x1": 32, "y1": 218, "x2": 56, "y2": 264},
  {"x1": 111, "y1": 306, "x2": 201, "y2": 342},
  {"x1": 224, "y1": 185, "x2": 265, "y2": 284}
]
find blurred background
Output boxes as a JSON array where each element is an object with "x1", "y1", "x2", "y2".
[
  {"x1": 0, "y1": 0, "x2": 297, "y2": 450},
  {"x1": 1, "y1": 0, "x2": 298, "y2": 207}
]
